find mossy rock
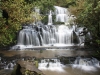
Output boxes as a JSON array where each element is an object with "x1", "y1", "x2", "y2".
[{"x1": 11, "y1": 63, "x2": 22, "y2": 75}]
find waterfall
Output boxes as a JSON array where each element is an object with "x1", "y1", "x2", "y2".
[
  {"x1": 54, "y1": 6, "x2": 70, "y2": 22},
  {"x1": 12, "y1": 24, "x2": 76, "y2": 50},
  {"x1": 48, "y1": 10, "x2": 53, "y2": 25},
  {"x1": 4, "y1": 62, "x2": 15, "y2": 70},
  {"x1": 74, "y1": 57, "x2": 100, "y2": 66},
  {"x1": 73, "y1": 57, "x2": 100, "y2": 71},
  {"x1": 11, "y1": 6, "x2": 92, "y2": 50},
  {"x1": 57, "y1": 25, "x2": 72, "y2": 44}
]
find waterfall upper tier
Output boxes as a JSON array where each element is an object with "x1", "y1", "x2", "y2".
[
  {"x1": 48, "y1": 10, "x2": 53, "y2": 25},
  {"x1": 47, "y1": 6, "x2": 76, "y2": 25},
  {"x1": 54, "y1": 6, "x2": 70, "y2": 23}
]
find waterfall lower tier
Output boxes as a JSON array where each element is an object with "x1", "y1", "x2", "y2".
[
  {"x1": 73, "y1": 57, "x2": 100, "y2": 71},
  {"x1": 38, "y1": 57, "x2": 100, "y2": 72},
  {"x1": 38, "y1": 59, "x2": 65, "y2": 72},
  {"x1": 12, "y1": 24, "x2": 87, "y2": 50},
  {"x1": 0, "y1": 56, "x2": 100, "y2": 73},
  {"x1": 74, "y1": 57, "x2": 100, "y2": 66},
  {"x1": 11, "y1": 6, "x2": 92, "y2": 50}
]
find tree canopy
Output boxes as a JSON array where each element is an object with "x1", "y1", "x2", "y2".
[
  {"x1": 0, "y1": 0, "x2": 55, "y2": 47},
  {"x1": 0, "y1": 0, "x2": 36, "y2": 47},
  {"x1": 68, "y1": 0, "x2": 100, "y2": 47}
]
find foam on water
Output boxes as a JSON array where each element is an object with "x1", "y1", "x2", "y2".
[{"x1": 38, "y1": 59, "x2": 66, "y2": 72}]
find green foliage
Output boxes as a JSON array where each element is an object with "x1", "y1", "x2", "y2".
[
  {"x1": 31, "y1": 0, "x2": 68, "y2": 14},
  {"x1": 92, "y1": 49, "x2": 100, "y2": 60},
  {"x1": 33, "y1": 0, "x2": 55, "y2": 14},
  {"x1": 54, "y1": 22, "x2": 65, "y2": 25},
  {"x1": 54, "y1": 0, "x2": 68, "y2": 7},
  {"x1": 42, "y1": 15, "x2": 56, "y2": 25},
  {"x1": 1, "y1": 0, "x2": 36, "y2": 24},
  {"x1": 0, "y1": 0, "x2": 2, "y2": 17},
  {"x1": 0, "y1": 18, "x2": 15, "y2": 46},
  {"x1": 41, "y1": 15, "x2": 48, "y2": 24},
  {"x1": 0, "y1": 0, "x2": 38, "y2": 47},
  {"x1": 65, "y1": 0, "x2": 76, "y2": 7},
  {"x1": 34, "y1": 60, "x2": 38, "y2": 68},
  {"x1": 96, "y1": 40, "x2": 100, "y2": 47},
  {"x1": 69, "y1": 0, "x2": 100, "y2": 46},
  {"x1": 0, "y1": 10, "x2": 2, "y2": 17},
  {"x1": 0, "y1": 0, "x2": 61, "y2": 47}
]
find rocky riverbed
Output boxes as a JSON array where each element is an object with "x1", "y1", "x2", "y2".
[{"x1": 0, "y1": 49, "x2": 99, "y2": 75}]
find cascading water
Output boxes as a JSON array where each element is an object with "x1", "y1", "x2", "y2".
[
  {"x1": 74, "y1": 57, "x2": 100, "y2": 66},
  {"x1": 11, "y1": 6, "x2": 91, "y2": 50},
  {"x1": 48, "y1": 10, "x2": 53, "y2": 25},
  {"x1": 4, "y1": 62, "x2": 15, "y2": 70},
  {"x1": 0, "y1": 56, "x2": 100, "y2": 75},
  {"x1": 54, "y1": 6, "x2": 70, "y2": 22},
  {"x1": 38, "y1": 57, "x2": 100, "y2": 75},
  {"x1": 38, "y1": 59, "x2": 65, "y2": 72},
  {"x1": 12, "y1": 25, "x2": 76, "y2": 50},
  {"x1": 54, "y1": 25, "x2": 73, "y2": 46},
  {"x1": 73, "y1": 57, "x2": 100, "y2": 71}
]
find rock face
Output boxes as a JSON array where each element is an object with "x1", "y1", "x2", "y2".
[
  {"x1": 11, "y1": 63, "x2": 22, "y2": 75},
  {"x1": 0, "y1": 69, "x2": 12, "y2": 75},
  {"x1": 17, "y1": 60, "x2": 44, "y2": 75},
  {"x1": 0, "y1": 55, "x2": 44, "y2": 75}
]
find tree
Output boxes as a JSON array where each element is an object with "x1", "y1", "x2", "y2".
[
  {"x1": 0, "y1": 0, "x2": 56, "y2": 47},
  {"x1": 68, "y1": 0, "x2": 100, "y2": 47},
  {"x1": 0, "y1": 0, "x2": 38, "y2": 47}
]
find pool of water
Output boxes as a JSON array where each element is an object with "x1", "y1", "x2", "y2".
[{"x1": 0, "y1": 50, "x2": 94, "y2": 58}]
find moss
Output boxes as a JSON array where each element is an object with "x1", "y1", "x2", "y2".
[
  {"x1": 59, "y1": 57, "x2": 70, "y2": 64},
  {"x1": 34, "y1": 60, "x2": 39, "y2": 68}
]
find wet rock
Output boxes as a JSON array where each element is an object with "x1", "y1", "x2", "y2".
[
  {"x1": 72, "y1": 31, "x2": 79, "y2": 44},
  {"x1": 0, "y1": 69, "x2": 12, "y2": 75},
  {"x1": 17, "y1": 60, "x2": 44, "y2": 75},
  {"x1": 11, "y1": 63, "x2": 22, "y2": 75}
]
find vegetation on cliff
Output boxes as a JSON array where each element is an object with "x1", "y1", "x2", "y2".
[
  {"x1": 68, "y1": 0, "x2": 100, "y2": 47},
  {"x1": 0, "y1": 0, "x2": 35, "y2": 47}
]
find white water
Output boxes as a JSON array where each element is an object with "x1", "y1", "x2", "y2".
[
  {"x1": 54, "y1": 6, "x2": 70, "y2": 22},
  {"x1": 38, "y1": 58, "x2": 100, "y2": 75},
  {"x1": 0, "y1": 56, "x2": 100, "y2": 75},
  {"x1": 73, "y1": 57, "x2": 100, "y2": 71},
  {"x1": 4, "y1": 63, "x2": 14, "y2": 70},
  {"x1": 39, "y1": 59, "x2": 65, "y2": 72},
  {"x1": 57, "y1": 25, "x2": 73, "y2": 44},
  {"x1": 48, "y1": 10, "x2": 53, "y2": 25},
  {"x1": 11, "y1": 6, "x2": 91, "y2": 50}
]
